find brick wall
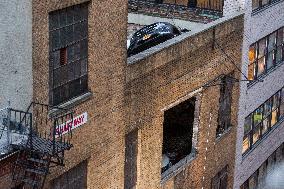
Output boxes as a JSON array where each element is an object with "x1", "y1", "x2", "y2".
[
  {"x1": 125, "y1": 15, "x2": 244, "y2": 189},
  {"x1": 32, "y1": 0, "x2": 128, "y2": 189}
]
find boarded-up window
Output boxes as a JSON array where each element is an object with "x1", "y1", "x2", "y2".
[
  {"x1": 124, "y1": 129, "x2": 138, "y2": 189},
  {"x1": 212, "y1": 165, "x2": 228, "y2": 189},
  {"x1": 51, "y1": 161, "x2": 87, "y2": 189}
]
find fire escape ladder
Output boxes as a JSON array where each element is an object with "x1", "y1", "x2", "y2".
[{"x1": 10, "y1": 102, "x2": 74, "y2": 189}]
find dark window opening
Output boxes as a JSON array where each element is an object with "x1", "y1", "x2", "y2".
[
  {"x1": 211, "y1": 165, "x2": 228, "y2": 189},
  {"x1": 162, "y1": 97, "x2": 196, "y2": 173},
  {"x1": 216, "y1": 75, "x2": 233, "y2": 137},
  {"x1": 49, "y1": 3, "x2": 88, "y2": 106},
  {"x1": 124, "y1": 129, "x2": 138, "y2": 189}
]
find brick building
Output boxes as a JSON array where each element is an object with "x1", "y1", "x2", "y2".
[{"x1": 0, "y1": 0, "x2": 245, "y2": 189}]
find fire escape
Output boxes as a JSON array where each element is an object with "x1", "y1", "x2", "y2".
[{"x1": 0, "y1": 102, "x2": 74, "y2": 189}]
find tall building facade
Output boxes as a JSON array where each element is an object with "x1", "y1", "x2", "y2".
[
  {"x1": 0, "y1": 0, "x2": 32, "y2": 110},
  {"x1": 234, "y1": 0, "x2": 284, "y2": 188}
]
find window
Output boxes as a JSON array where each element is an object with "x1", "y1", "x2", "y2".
[
  {"x1": 216, "y1": 75, "x2": 233, "y2": 137},
  {"x1": 124, "y1": 129, "x2": 138, "y2": 189},
  {"x1": 241, "y1": 142, "x2": 284, "y2": 189},
  {"x1": 243, "y1": 87, "x2": 284, "y2": 154},
  {"x1": 252, "y1": 0, "x2": 282, "y2": 10},
  {"x1": 211, "y1": 165, "x2": 228, "y2": 189},
  {"x1": 162, "y1": 97, "x2": 196, "y2": 173},
  {"x1": 280, "y1": 88, "x2": 284, "y2": 119},
  {"x1": 51, "y1": 161, "x2": 87, "y2": 189},
  {"x1": 49, "y1": 3, "x2": 88, "y2": 106},
  {"x1": 248, "y1": 27, "x2": 284, "y2": 81}
]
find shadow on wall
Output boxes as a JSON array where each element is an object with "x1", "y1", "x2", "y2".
[{"x1": 264, "y1": 162, "x2": 284, "y2": 189}]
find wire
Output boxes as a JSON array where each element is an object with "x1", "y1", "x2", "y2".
[{"x1": 215, "y1": 42, "x2": 249, "y2": 80}]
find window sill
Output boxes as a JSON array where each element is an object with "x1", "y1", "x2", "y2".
[
  {"x1": 216, "y1": 126, "x2": 233, "y2": 142},
  {"x1": 247, "y1": 61, "x2": 284, "y2": 89},
  {"x1": 242, "y1": 117, "x2": 284, "y2": 159},
  {"x1": 49, "y1": 92, "x2": 92, "y2": 116},
  {"x1": 251, "y1": 0, "x2": 284, "y2": 16},
  {"x1": 161, "y1": 148, "x2": 197, "y2": 184}
]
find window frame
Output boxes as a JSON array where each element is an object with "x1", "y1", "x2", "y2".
[
  {"x1": 252, "y1": 0, "x2": 283, "y2": 11},
  {"x1": 216, "y1": 75, "x2": 234, "y2": 137},
  {"x1": 49, "y1": 3, "x2": 89, "y2": 106},
  {"x1": 242, "y1": 87, "x2": 284, "y2": 155},
  {"x1": 248, "y1": 27, "x2": 284, "y2": 82}
]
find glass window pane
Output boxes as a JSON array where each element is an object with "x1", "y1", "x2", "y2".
[
  {"x1": 263, "y1": 99, "x2": 272, "y2": 117},
  {"x1": 276, "y1": 46, "x2": 283, "y2": 63},
  {"x1": 268, "y1": 32, "x2": 276, "y2": 52},
  {"x1": 261, "y1": 0, "x2": 269, "y2": 6},
  {"x1": 258, "y1": 162, "x2": 267, "y2": 188},
  {"x1": 49, "y1": 12, "x2": 59, "y2": 30},
  {"x1": 68, "y1": 62, "x2": 74, "y2": 81},
  {"x1": 50, "y1": 30, "x2": 60, "y2": 50},
  {"x1": 280, "y1": 89, "x2": 284, "y2": 118},
  {"x1": 253, "y1": 106, "x2": 263, "y2": 126},
  {"x1": 248, "y1": 172, "x2": 258, "y2": 189},
  {"x1": 50, "y1": 50, "x2": 60, "y2": 69},
  {"x1": 280, "y1": 103, "x2": 284, "y2": 119},
  {"x1": 59, "y1": 9, "x2": 67, "y2": 27},
  {"x1": 248, "y1": 63, "x2": 255, "y2": 80},
  {"x1": 252, "y1": 0, "x2": 260, "y2": 9},
  {"x1": 253, "y1": 126, "x2": 260, "y2": 144},
  {"x1": 244, "y1": 115, "x2": 252, "y2": 135},
  {"x1": 257, "y1": 57, "x2": 265, "y2": 76},
  {"x1": 262, "y1": 117, "x2": 270, "y2": 135},
  {"x1": 74, "y1": 60, "x2": 81, "y2": 79},
  {"x1": 258, "y1": 38, "x2": 267, "y2": 58},
  {"x1": 272, "y1": 92, "x2": 280, "y2": 110},
  {"x1": 81, "y1": 59, "x2": 88, "y2": 76},
  {"x1": 243, "y1": 136, "x2": 250, "y2": 154},
  {"x1": 267, "y1": 153, "x2": 276, "y2": 172},
  {"x1": 271, "y1": 108, "x2": 279, "y2": 127},
  {"x1": 277, "y1": 28, "x2": 284, "y2": 45},
  {"x1": 266, "y1": 51, "x2": 274, "y2": 70},
  {"x1": 249, "y1": 45, "x2": 256, "y2": 63}
]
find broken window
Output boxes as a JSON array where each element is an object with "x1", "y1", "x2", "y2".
[
  {"x1": 211, "y1": 165, "x2": 228, "y2": 189},
  {"x1": 216, "y1": 75, "x2": 233, "y2": 137},
  {"x1": 49, "y1": 3, "x2": 88, "y2": 106},
  {"x1": 162, "y1": 97, "x2": 196, "y2": 173},
  {"x1": 124, "y1": 129, "x2": 138, "y2": 189}
]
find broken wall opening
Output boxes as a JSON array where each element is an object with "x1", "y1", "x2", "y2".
[{"x1": 162, "y1": 97, "x2": 196, "y2": 173}]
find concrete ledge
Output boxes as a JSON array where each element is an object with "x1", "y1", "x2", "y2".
[
  {"x1": 161, "y1": 148, "x2": 197, "y2": 184},
  {"x1": 49, "y1": 92, "x2": 92, "y2": 117}
]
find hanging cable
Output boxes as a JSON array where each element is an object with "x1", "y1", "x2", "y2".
[{"x1": 215, "y1": 42, "x2": 264, "y2": 82}]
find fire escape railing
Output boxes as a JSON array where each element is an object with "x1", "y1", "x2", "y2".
[{"x1": 4, "y1": 101, "x2": 75, "y2": 189}]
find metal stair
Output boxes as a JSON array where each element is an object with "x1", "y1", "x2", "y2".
[{"x1": 9, "y1": 102, "x2": 74, "y2": 189}]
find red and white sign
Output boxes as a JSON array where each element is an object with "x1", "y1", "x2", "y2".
[{"x1": 55, "y1": 112, "x2": 87, "y2": 137}]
